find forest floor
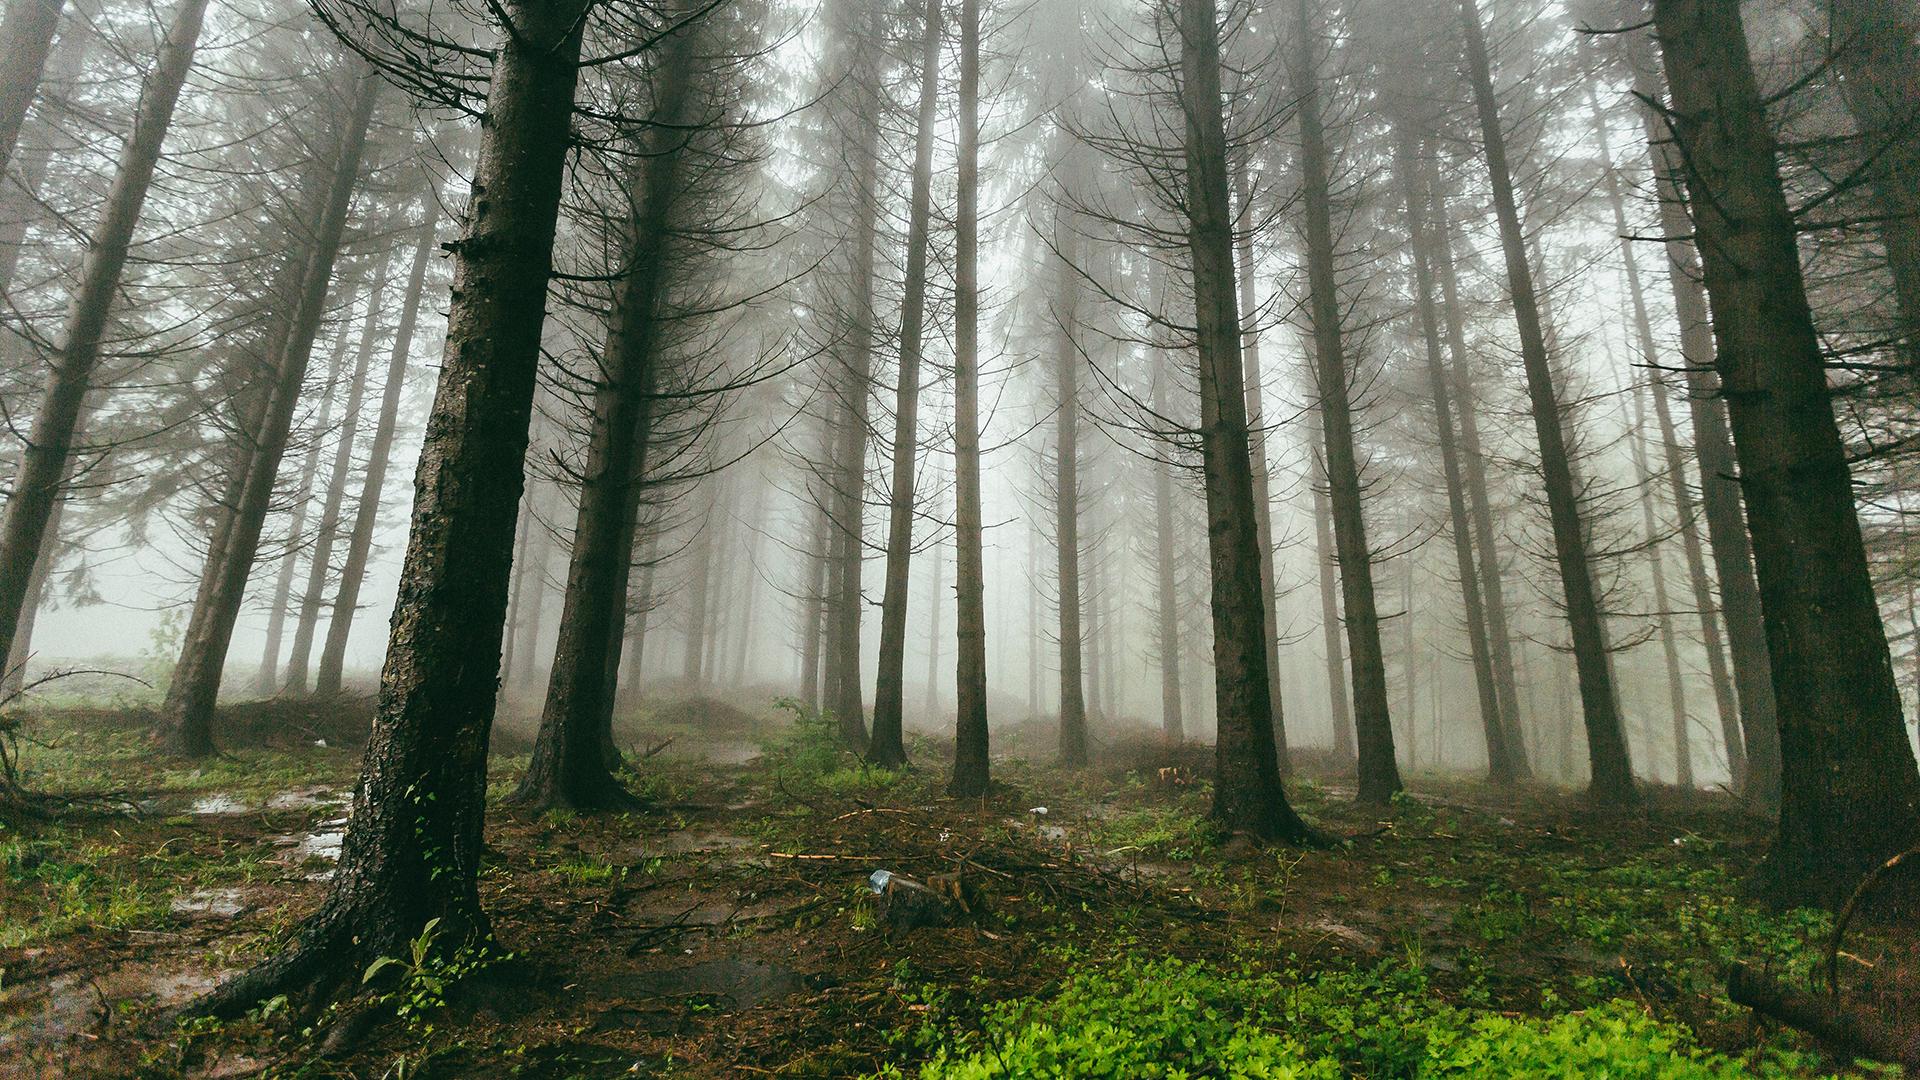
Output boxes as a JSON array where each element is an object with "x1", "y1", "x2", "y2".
[{"x1": 0, "y1": 693, "x2": 1913, "y2": 1078}]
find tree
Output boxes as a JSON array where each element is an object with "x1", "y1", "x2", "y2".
[
  {"x1": 1179, "y1": 0, "x2": 1314, "y2": 841},
  {"x1": 160, "y1": 67, "x2": 380, "y2": 757},
  {"x1": 870, "y1": 0, "x2": 944, "y2": 769},
  {"x1": 1294, "y1": 0, "x2": 1398, "y2": 802},
  {"x1": 1457, "y1": 0, "x2": 1632, "y2": 802},
  {"x1": 948, "y1": 0, "x2": 990, "y2": 797},
  {"x1": 1649, "y1": 0, "x2": 1920, "y2": 906},
  {"x1": 1051, "y1": 217, "x2": 1090, "y2": 767},
  {"x1": 198, "y1": 0, "x2": 593, "y2": 1014},
  {"x1": 0, "y1": 0, "x2": 211, "y2": 689},
  {"x1": 0, "y1": 0, "x2": 64, "y2": 181}
]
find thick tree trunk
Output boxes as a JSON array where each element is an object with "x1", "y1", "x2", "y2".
[
  {"x1": 1231, "y1": 166, "x2": 1289, "y2": 772},
  {"x1": 1652, "y1": 0, "x2": 1920, "y2": 905},
  {"x1": 287, "y1": 259, "x2": 391, "y2": 694},
  {"x1": 1394, "y1": 129, "x2": 1516, "y2": 785},
  {"x1": 257, "y1": 324, "x2": 354, "y2": 693},
  {"x1": 1459, "y1": 0, "x2": 1632, "y2": 802},
  {"x1": 0, "y1": 0, "x2": 209, "y2": 686},
  {"x1": 197, "y1": 0, "x2": 590, "y2": 1016},
  {"x1": 512, "y1": 18, "x2": 698, "y2": 810},
  {"x1": 1181, "y1": 0, "x2": 1314, "y2": 841},
  {"x1": 316, "y1": 201, "x2": 439, "y2": 697},
  {"x1": 0, "y1": 0, "x2": 63, "y2": 182},
  {"x1": 1426, "y1": 172, "x2": 1529, "y2": 774},
  {"x1": 1628, "y1": 40, "x2": 1780, "y2": 805},
  {"x1": 1052, "y1": 225, "x2": 1088, "y2": 767},
  {"x1": 869, "y1": 0, "x2": 942, "y2": 769},
  {"x1": 160, "y1": 70, "x2": 380, "y2": 757},
  {"x1": 1297, "y1": 0, "x2": 1397, "y2": 802}
]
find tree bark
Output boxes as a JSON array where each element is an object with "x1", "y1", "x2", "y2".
[
  {"x1": 1052, "y1": 223, "x2": 1088, "y2": 767},
  {"x1": 1393, "y1": 128, "x2": 1516, "y2": 785},
  {"x1": 197, "y1": 0, "x2": 590, "y2": 1016},
  {"x1": 1458, "y1": 0, "x2": 1632, "y2": 802},
  {"x1": 1181, "y1": 0, "x2": 1313, "y2": 841},
  {"x1": 160, "y1": 69, "x2": 380, "y2": 757},
  {"x1": 1231, "y1": 165, "x2": 1289, "y2": 773},
  {"x1": 315, "y1": 199, "x2": 440, "y2": 697},
  {"x1": 512, "y1": 17, "x2": 700, "y2": 810},
  {"x1": 0, "y1": 0, "x2": 209, "y2": 689},
  {"x1": 1150, "y1": 302, "x2": 1186, "y2": 746},
  {"x1": 1296, "y1": 0, "x2": 1397, "y2": 802},
  {"x1": 1628, "y1": 378, "x2": 1695, "y2": 787},
  {"x1": 287, "y1": 258, "x2": 391, "y2": 693},
  {"x1": 1652, "y1": 0, "x2": 1920, "y2": 905},
  {"x1": 869, "y1": 0, "x2": 942, "y2": 769},
  {"x1": 0, "y1": 0, "x2": 63, "y2": 183},
  {"x1": 1626, "y1": 35, "x2": 1780, "y2": 805},
  {"x1": 950, "y1": 7, "x2": 990, "y2": 791}
]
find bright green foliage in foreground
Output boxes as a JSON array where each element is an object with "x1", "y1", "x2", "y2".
[{"x1": 884, "y1": 956, "x2": 1828, "y2": 1080}]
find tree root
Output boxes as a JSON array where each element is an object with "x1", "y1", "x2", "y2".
[{"x1": 1727, "y1": 964, "x2": 1920, "y2": 1072}]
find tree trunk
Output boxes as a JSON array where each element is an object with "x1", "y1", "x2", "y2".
[
  {"x1": 1151, "y1": 322, "x2": 1186, "y2": 746},
  {"x1": 1652, "y1": 0, "x2": 1920, "y2": 905},
  {"x1": 819, "y1": 0, "x2": 883, "y2": 752},
  {"x1": 197, "y1": 0, "x2": 589, "y2": 1016},
  {"x1": 1629, "y1": 379, "x2": 1695, "y2": 787},
  {"x1": 316, "y1": 201, "x2": 439, "y2": 697},
  {"x1": 1590, "y1": 86, "x2": 1726, "y2": 788},
  {"x1": 1232, "y1": 165, "x2": 1290, "y2": 773},
  {"x1": 683, "y1": 494, "x2": 717, "y2": 688},
  {"x1": 799, "y1": 481, "x2": 829, "y2": 709},
  {"x1": 950, "y1": 14, "x2": 990, "y2": 790},
  {"x1": 287, "y1": 258, "x2": 391, "y2": 693},
  {"x1": 869, "y1": 0, "x2": 942, "y2": 768},
  {"x1": 1828, "y1": 0, "x2": 1920, "y2": 369},
  {"x1": 1052, "y1": 223, "x2": 1088, "y2": 766},
  {"x1": 1393, "y1": 128, "x2": 1516, "y2": 784},
  {"x1": 1627, "y1": 37, "x2": 1780, "y2": 805},
  {"x1": 512, "y1": 18, "x2": 698, "y2": 810},
  {"x1": 1458, "y1": 0, "x2": 1632, "y2": 802},
  {"x1": 1426, "y1": 169, "x2": 1530, "y2": 775},
  {"x1": 0, "y1": 0, "x2": 209, "y2": 687},
  {"x1": 160, "y1": 70, "x2": 379, "y2": 757},
  {"x1": 1309, "y1": 431, "x2": 1354, "y2": 763},
  {"x1": 0, "y1": 0, "x2": 63, "y2": 182},
  {"x1": 257, "y1": 322, "x2": 354, "y2": 693},
  {"x1": 1297, "y1": 0, "x2": 1398, "y2": 803},
  {"x1": 1182, "y1": 0, "x2": 1314, "y2": 841}
]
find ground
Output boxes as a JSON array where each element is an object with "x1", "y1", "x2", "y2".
[{"x1": 0, "y1": 692, "x2": 1912, "y2": 1078}]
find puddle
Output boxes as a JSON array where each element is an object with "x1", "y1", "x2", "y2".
[
  {"x1": 271, "y1": 816, "x2": 348, "y2": 877},
  {"x1": 187, "y1": 793, "x2": 249, "y2": 815},
  {"x1": 594, "y1": 958, "x2": 805, "y2": 1011},
  {"x1": 170, "y1": 887, "x2": 246, "y2": 919},
  {"x1": 181, "y1": 787, "x2": 346, "y2": 817},
  {"x1": 0, "y1": 965, "x2": 226, "y2": 1056}
]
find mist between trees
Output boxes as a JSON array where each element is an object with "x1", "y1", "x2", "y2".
[{"x1": 0, "y1": 0, "x2": 1917, "y2": 1058}]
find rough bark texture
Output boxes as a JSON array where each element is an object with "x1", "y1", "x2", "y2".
[
  {"x1": 1652, "y1": 0, "x2": 1920, "y2": 906},
  {"x1": 1828, "y1": 0, "x2": 1920, "y2": 368},
  {"x1": 0, "y1": 0, "x2": 208, "y2": 691},
  {"x1": 1459, "y1": 0, "x2": 1632, "y2": 802},
  {"x1": 869, "y1": 0, "x2": 942, "y2": 769},
  {"x1": 1297, "y1": 0, "x2": 1397, "y2": 802},
  {"x1": 948, "y1": 0, "x2": 988, "y2": 795},
  {"x1": 161, "y1": 71, "x2": 379, "y2": 757},
  {"x1": 1181, "y1": 0, "x2": 1313, "y2": 841},
  {"x1": 1627, "y1": 36, "x2": 1780, "y2": 805},
  {"x1": 315, "y1": 200, "x2": 439, "y2": 697},
  {"x1": 510, "y1": 17, "x2": 701, "y2": 811},
  {"x1": 1394, "y1": 129, "x2": 1515, "y2": 785},
  {"x1": 198, "y1": 0, "x2": 589, "y2": 1016}
]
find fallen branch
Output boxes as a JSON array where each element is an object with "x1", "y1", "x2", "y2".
[{"x1": 1727, "y1": 964, "x2": 1920, "y2": 1071}]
